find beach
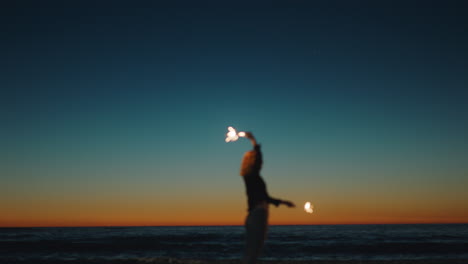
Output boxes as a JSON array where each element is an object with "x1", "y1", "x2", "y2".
[
  {"x1": 1, "y1": 225, "x2": 467, "y2": 264},
  {"x1": 2, "y1": 257, "x2": 468, "y2": 264}
]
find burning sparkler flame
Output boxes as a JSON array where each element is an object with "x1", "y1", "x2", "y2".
[
  {"x1": 304, "y1": 202, "x2": 313, "y2": 214},
  {"x1": 225, "y1": 126, "x2": 246, "y2": 142}
]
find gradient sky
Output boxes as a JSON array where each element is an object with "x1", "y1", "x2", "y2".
[{"x1": 1, "y1": 1, "x2": 468, "y2": 227}]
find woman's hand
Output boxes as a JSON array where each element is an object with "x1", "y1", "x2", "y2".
[
  {"x1": 242, "y1": 132, "x2": 255, "y2": 140},
  {"x1": 282, "y1": 200, "x2": 296, "y2": 208}
]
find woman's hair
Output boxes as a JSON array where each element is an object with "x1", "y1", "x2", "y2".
[{"x1": 240, "y1": 149, "x2": 263, "y2": 176}]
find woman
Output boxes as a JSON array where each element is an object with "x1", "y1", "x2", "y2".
[{"x1": 240, "y1": 132, "x2": 295, "y2": 264}]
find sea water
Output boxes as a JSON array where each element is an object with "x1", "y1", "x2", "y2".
[{"x1": 1, "y1": 224, "x2": 467, "y2": 262}]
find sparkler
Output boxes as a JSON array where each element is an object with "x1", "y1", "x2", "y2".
[
  {"x1": 225, "y1": 126, "x2": 246, "y2": 142},
  {"x1": 304, "y1": 202, "x2": 313, "y2": 214}
]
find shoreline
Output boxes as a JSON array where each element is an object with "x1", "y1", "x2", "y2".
[
  {"x1": 2, "y1": 223, "x2": 468, "y2": 228},
  {"x1": 3, "y1": 258, "x2": 468, "y2": 264}
]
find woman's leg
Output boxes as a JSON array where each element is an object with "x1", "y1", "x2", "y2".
[{"x1": 243, "y1": 208, "x2": 268, "y2": 264}]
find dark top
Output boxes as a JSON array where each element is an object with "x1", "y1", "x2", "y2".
[
  {"x1": 240, "y1": 145, "x2": 281, "y2": 212},
  {"x1": 242, "y1": 174, "x2": 281, "y2": 211}
]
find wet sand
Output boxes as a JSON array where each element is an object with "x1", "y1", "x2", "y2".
[
  {"x1": 139, "y1": 259, "x2": 467, "y2": 264},
  {"x1": 5, "y1": 258, "x2": 467, "y2": 264}
]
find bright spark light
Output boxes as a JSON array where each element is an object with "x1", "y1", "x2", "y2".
[
  {"x1": 304, "y1": 202, "x2": 313, "y2": 214},
  {"x1": 225, "y1": 126, "x2": 246, "y2": 142}
]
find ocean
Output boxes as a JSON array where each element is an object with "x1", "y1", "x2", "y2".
[{"x1": 1, "y1": 224, "x2": 467, "y2": 263}]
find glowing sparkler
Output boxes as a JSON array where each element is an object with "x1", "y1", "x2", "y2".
[
  {"x1": 225, "y1": 126, "x2": 246, "y2": 142},
  {"x1": 304, "y1": 202, "x2": 313, "y2": 214}
]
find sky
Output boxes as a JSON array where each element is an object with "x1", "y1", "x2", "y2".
[{"x1": 1, "y1": 1, "x2": 468, "y2": 227}]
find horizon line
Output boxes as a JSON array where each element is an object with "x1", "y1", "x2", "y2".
[{"x1": 1, "y1": 222, "x2": 467, "y2": 228}]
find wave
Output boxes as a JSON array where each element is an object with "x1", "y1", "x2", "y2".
[{"x1": 1, "y1": 225, "x2": 468, "y2": 261}]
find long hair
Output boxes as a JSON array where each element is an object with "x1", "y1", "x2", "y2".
[{"x1": 240, "y1": 148, "x2": 263, "y2": 176}]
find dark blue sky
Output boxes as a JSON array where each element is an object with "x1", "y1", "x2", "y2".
[{"x1": 1, "y1": 1, "x2": 468, "y2": 226}]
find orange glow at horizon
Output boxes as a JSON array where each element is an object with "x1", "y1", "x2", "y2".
[
  {"x1": 2, "y1": 198, "x2": 468, "y2": 227},
  {"x1": 2, "y1": 172, "x2": 468, "y2": 228}
]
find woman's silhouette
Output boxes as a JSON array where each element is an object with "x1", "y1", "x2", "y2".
[{"x1": 240, "y1": 132, "x2": 295, "y2": 264}]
